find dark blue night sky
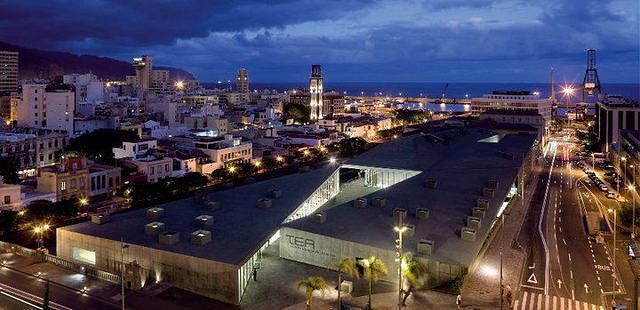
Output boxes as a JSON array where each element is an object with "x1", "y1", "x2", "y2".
[{"x1": 1, "y1": 0, "x2": 638, "y2": 83}]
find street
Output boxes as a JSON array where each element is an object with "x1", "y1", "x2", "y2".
[
  {"x1": 514, "y1": 130, "x2": 624, "y2": 310},
  {"x1": 0, "y1": 264, "x2": 116, "y2": 310}
]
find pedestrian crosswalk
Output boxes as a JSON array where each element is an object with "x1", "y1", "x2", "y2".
[{"x1": 513, "y1": 292, "x2": 604, "y2": 310}]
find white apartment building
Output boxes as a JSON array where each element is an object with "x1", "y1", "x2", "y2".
[
  {"x1": 471, "y1": 91, "x2": 552, "y2": 127},
  {"x1": 63, "y1": 73, "x2": 104, "y2": 107},
  {"x1": 112, "y1": 138, "x2": 158, "y2": 160},
  {"x1": 194, "y1": 135, "x2": 252, "y2": 170},
  {"x1": 17, "y1": 84, "x2": 75, "y2": 133}
]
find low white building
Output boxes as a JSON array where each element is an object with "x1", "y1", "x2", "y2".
[
  {"x1": 193, "y1": 135, "x2": 252, "y2": 170},
  {"x1": 113, "y1": 138, "x2": 158, "y2": 160}
]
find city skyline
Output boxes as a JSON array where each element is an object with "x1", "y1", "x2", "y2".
[{"x1": 0, "y1": 0, "x2": 638, "y2": 83}]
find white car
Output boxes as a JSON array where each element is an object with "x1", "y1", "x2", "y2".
[{"x1": 606, "y1": 192, "x2": 616, "y2": 199}]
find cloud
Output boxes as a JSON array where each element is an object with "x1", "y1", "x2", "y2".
[{"x1": 0, "y1": 0, "x2": 637, "y2": 82}]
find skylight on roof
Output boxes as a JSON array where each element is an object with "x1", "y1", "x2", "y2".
[{"x1": 478, "y1": 134, "x2": 505, "y2": 143}]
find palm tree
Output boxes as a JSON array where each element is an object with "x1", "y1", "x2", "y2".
[
  {"x1": 400, "y1": 252, "x2": 427, "y2": 306},
  {"x1": 359, "y1": 256, "x2": 388, "y2": 310},
  {"x1": 336, "y1": 257, "x2": 359, "y2": 309},
  {"x1": 297, "y1": 276, "x2": 329, "y2": 310}
]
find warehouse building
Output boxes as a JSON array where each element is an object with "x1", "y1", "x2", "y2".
[{"x1": 56, "y1": 127, "x2": 538, "y2": 305}]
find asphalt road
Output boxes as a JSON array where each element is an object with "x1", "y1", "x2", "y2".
[
  {"x1": 0, "y1": 265, "x2": 116, "y2": 310},
  {"x1": 514, "y1": 134, "x2": 620, "y2": 309}
]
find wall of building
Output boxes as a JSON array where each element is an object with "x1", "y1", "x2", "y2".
[
  {"x1": 279, "y1": 227, "x2": 465, "y2": 288},
  {"x1": 56, "y1": 229, "x2": 240, "y2": 304}
]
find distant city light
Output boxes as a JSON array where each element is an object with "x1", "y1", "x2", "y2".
[{"x1": 175, "y1": 81, "x2": 185, "y2": 90}]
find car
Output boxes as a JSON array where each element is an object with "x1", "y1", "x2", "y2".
[
  {"x1": 606, "y1": 192, "x2": 616, "y2": 199},
  {"x1": 605, "y1": 171, "x2": 617, "y2": 177},
  {"x1": 599, "y1": 185, "x2": 608, "y2": 191}
]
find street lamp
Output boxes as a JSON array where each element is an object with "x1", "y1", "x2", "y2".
[
  {"x1": 562, "y1": 86, "x2": 575, "y2": 122},
  {"x1": 608, "y1": 208, "x2": 617, "y2": 305},
  {"x1": 33, "y1": 224, "x2": 49, "y2": 249},
  {"x1": 394, "y1": 226, "x2": 408, "y2": 309},
  {"x1": 174, "y1": 80, "x2": 185, "y2": 90},
  {"x1": 630, "y1": 183, "x2": 637, "y2": 239},
  {"x1": 329, "y1": 157, "x2": 336, "y2": 164}
]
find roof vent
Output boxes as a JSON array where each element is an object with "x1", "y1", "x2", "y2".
[
  {"x1": 310, "y1": 212, "x2": 327, "y2": 223},
  {"x1": 353, "y1": 198, "x2": 367, "y2": 208},
  {"x1": 393, "y1": 208, "x2": 408, "y2": 225},
  {"x1": 486, "y1": 179, "x2": 499, "y2": 190},
  {"x1": 257, "y1": 198, "x2": 273, "y2": 209},
  {"x1": 191, "y1": 230, "x2": 212, "y2": 245},
  {"x1": 482, "y1": 188, "x2": 495, "y2": 198},
  {"x1": 159, "y1": 231, "x2": 180, "y2": 245},
  {"x1": 194, "y1": 215, "x2": 214, "y2": 227},
  {"x1": 425, "y1": 179, "x2": 437, "y2": 189},
  {"x1": 416, "y1": 208, "x2": 430, "y2": 220},
  {"x1": 372, "y1": 197, "x2": 386, "y2": 208},
  {"x1": 476, "y1": 198, "x2": 490, "y2": 209},
  {"x1": 91, "y1": 214, "x2": 110, "y2": 225},
  {"x1": 146, "y1": 207, "x2": 164, "y2": 219},
  {"x1": 404, "y1": 224, "x2": 415, "y2": 237},
  {"x1": 203, "y1": 201, "x2": 220, "y2": 211},
  {"x1": 417, "y1": 239, "x2": 434, "y2": 256},
  {"x1": 270, "y1": 189, "x2": 282, "y2": 199},
  {"x1": 461, "y1": 227, "x2": 477, "y2": 241},
  {"x1": 467, "y1": 216, "x2": 482, "y2": 229},
  {"x1": 472, "y1": 207, "x2": 486, "y2": 218},
  {"x1": 145, "y1": 221, "x2": 165, "y2": 236}
]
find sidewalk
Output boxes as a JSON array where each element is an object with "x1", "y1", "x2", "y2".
[
  {"x1": 460, "y1": 164, "x2": 541, "y2": 309},
  {"x1": 283, "y1": 290, "x2": 458, "y2": 310}
]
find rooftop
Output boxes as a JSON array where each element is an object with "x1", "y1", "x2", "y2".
[
  {"x1": 58, "y1": 166, "x2": 337, "y2": 266},
  {"x1": 58, "y1": 127, "x2": 536, "y2": 269},
  {"x1": 285, "y1": 128, "x2": 536, "y2": 267}
]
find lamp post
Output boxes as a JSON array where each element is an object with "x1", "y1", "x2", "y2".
[
  {"x1": 33, "y1": 224, "x2": 50, "y2": 249},
  {"x1": 608, "y1": 208, "x2": 617, "y2": 305},
  {"x1": 394, "y1": 225, "x2": 408, "y2": 309},
  {"x1": 629, "y1": 184, "x2": 637, "y2": 239},
  {"x1": 499, "y1": 252, "x2": 504, "y2": 310}
]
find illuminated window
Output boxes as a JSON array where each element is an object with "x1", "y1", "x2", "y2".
[{"x1": 72, "y1": 247, "x2": 96, "y2": 265}]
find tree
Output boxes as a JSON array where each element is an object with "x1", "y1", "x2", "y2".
[
  {"x1": 0, "y1": 158, "x2": 19, "y2": 184},
  {"x1": 284, "y1": 103, "x2": 310, "y2": 124},
  {"x1": 26, "y1": 199, "x2": 79, "y2": 220},
  {"x1": 179, "y1": 172, "x2": 209, "y2": 189},
  {"x1": 336, "y1": 257, "x2": 359, "y2": 309},
  {"x1": 336, "y1": 138, "x2": 366, "y2": 158},
  {"x1": 63, "y1": 129, "x2": 139, "y2": 163},
  {"x1": 0, "y1": 210, "x2": 17, "y2": 235},
  {"x1": 400, "y1": 253, "x2": 427, "y2": 306},
  {"x1": 297, "y1": 276, "x2": 329, "y2": 309},
  {"x1": 359, "y1": 256, "x2": 388, "y2": 310}
]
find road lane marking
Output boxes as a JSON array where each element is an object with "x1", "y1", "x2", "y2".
[{"x1": 538, "y1": 142, "x2": 558, "y2": 295}]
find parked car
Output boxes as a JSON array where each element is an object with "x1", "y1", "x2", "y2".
[
  {"x1": 605, "y1": 171, "x2": 617, "y2": 177},
  {"x1": 599, "y1": 184, "x2": 608, "y2": 191},
  {"x1": 606, "y1": 192, "x2": 616, "y2": 199}
]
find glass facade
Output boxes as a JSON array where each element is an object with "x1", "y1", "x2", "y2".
[{"x1": 285, "y1": 169, "x2": 340, "y2": 222}]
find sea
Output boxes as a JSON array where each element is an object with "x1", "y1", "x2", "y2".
[{"x1": 206, "y1": 82, "x2": 640, "y2": 101}]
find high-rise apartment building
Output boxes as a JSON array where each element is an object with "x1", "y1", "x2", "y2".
[
  {"x1": 0, "y1": 51, "x2": 19, "y2": 95},
  {"x1": 236, "y1": 68, "x2": 249, "y2": 93},
  {"x1": 309, "y1": 65, "x2": 324, "y2": 120},
  {"x1": 16, "y1": 84, "x2": 75, "y2": 133},
  {"x1": 126, "y1": 55, "x2": 170, "y2": 93}
]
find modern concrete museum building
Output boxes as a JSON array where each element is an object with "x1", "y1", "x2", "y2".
[{"x1": 57, "y1": 128, "x2": 539, "y2": 305}]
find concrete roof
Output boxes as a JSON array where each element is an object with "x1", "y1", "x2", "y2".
[
  {"x1": 59, "y1": 127, "x2": 535, "y2": 269},
  {"x1": 58, "y1": 166, "x2": 337, "y2": 266},
  {"x1": 285, "y1": 128, "x2": 536, "y2": 268}
]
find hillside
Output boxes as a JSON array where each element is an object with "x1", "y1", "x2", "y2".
[{"x1": 0, "y1": 41, "x2": 195, "y2": 81}]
